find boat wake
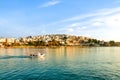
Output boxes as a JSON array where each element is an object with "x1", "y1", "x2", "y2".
[{"x1": 0, "y1": 56, "x2": 31, "y2": 59}]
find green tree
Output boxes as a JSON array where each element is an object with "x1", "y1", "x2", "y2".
[
  {"x1": 92, "y1": 39, "x2": 98, "y2": 44},
  {"x1": 35, "y1": 40, "x2": 45, "y2": 46},
  {"x1": 109, "y1": 40, "x2": 116, "y2": 46},
  {"x1": 62, "y1": 36, "x2": 67, "y2": 45},
  {"x1": 48, "y1": 40, "x2": 61, "y2": 46}
]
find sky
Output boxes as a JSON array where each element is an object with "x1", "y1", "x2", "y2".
[{"x1": 0, "y1": 0, "x2": 120, "y2": 41}]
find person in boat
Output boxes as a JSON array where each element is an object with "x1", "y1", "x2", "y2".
[{"x1": 30, "y1": 52, "x2": 45, "y2": 57}]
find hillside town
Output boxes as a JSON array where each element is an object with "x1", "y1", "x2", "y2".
[{"x1": 0, "y1": 34, "x2": 119, "y2": 47}]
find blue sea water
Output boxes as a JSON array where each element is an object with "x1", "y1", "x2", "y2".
[{"x1": 0, "y1": 47, "x2": 120, "y2": 80}]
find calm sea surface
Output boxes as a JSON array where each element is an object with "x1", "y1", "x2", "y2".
[{"x1": 0, "y1": 47, "x2": 120, "y2": 80}]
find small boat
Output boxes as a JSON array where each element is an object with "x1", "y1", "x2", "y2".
[{"x1": 30, "y1": 52, "x2": 45, "y2": 57}]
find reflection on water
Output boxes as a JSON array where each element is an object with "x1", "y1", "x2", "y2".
[{"x1": 0, "y1": 47, "x2": 120, "y2": 80}]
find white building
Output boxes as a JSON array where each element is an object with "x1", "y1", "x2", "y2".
[
  {"x1": 0, "y1": 38, "x2": 6, "y2": 43},
  {"x1": 6, "y1": 38, "x2": 15, "y2": 43}
]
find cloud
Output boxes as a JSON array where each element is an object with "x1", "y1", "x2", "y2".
[
  {"x1": 46, "y1": 7, "x2": 120, "y2": 41},
  {"x1": 45, "y1": 7, "x2": 120, "y2": 27},
  {"x1": 39, "y1": 0, "x2": 60, "y2": 8},
  {"x1": 67, "y1": 28, "x2": 74, "y2": 33}
]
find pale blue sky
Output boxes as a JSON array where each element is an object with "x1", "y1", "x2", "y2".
[{"x1": 0, "y1": 0, "x2": 120, "y2": 41}]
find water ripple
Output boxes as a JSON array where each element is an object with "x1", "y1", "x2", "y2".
[{"x1": 1, "y1": 47, "x2": 120, "y2": 80}]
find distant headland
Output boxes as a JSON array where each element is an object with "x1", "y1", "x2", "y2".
[{"x1": 0, "y1": 34, "x2": 120, "y2": 48}]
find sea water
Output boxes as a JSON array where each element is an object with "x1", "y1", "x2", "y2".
[{"x1": 0, "y1": 47, "x2": 120, "y2": 80}]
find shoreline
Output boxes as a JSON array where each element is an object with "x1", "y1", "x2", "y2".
[{"x1": 0, "y1": 45, "x2": 120, "y2": 49}]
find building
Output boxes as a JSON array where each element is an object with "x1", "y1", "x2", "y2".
[{"x1": 0, "y1": 38, "x2": 6, "y2": 43}]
